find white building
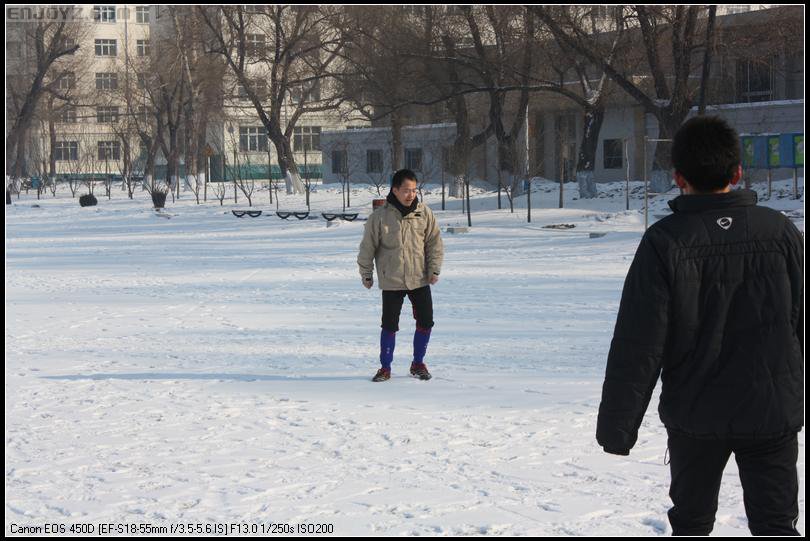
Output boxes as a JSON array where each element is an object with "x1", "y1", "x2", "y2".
[
  {"x1": 10, "y1": 5, "x2": 152, "y2": 181},
  {"x1": 17, "y1": 5, "x2": 361, "y2": 186}
]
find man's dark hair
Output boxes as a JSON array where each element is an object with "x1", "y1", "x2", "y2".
[
  {"x1": 671, "y1": 116, "x2": 741, "y2": 192},
  {"x1": 391, "y1": 169, "x2": 418, "y2": 188}
]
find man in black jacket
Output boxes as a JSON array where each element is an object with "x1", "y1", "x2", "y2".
[{"x1": 596, "y1": 116, "x2": 803, "y2": 536}]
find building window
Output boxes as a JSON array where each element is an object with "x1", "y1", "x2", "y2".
[
  {"x1": 291, "y1": 81, "x2": 321, "y2": 104},
  {"x1": 95, "y1": 72, "x2": 118, "y2": 90},
  {"x1": 603, "y1": 139, "x2": 623, "y2": 170},
  {"x1": 367, "y1": 149, "x2": 383, "y2": 173},
  {"x1": 59, "y1": 106, "x2": 77, "y2": 124},
  {"x1": 96, "y1": 106, "x2": 119, "y2": 123},
  {"x1": 137, "y1": 106, "x2": 150, "y2": 123},
  {"x1": 246, "y1": 34, "x2": 266, "y2": 57},
  {"x1": 238, "y1": 80, "x2": 267, "y2": 100},
  {"x1": 332, "y1": 150, "x2": 347, "y2": 175},
  {"x1": 95, "y1": 39, "x2": 117, "y2": 57},
  {"x1": 736, "y1": 58, "x2": 773, "y2": 103},
  {"x1": 136, "y1": 73, "x2": 146, "y2": 89},
  {"x1": 136, "y1": 39, "x2": 150, "y2": 57},
  {"x1": 59, "y1": 37, "x2": 77, "y2": 55},
  {"x1": 441, "y1": 146, "x2": 451, "y2": 173},
  {"x1": 239, "y1": 127, "x2": 268, "y2": 152},
  {"x1": 405, "y1": 148, "x2": 422, "y2": 172},
  {"x1": 94, "y1": 6, "x2": 116, "y2": 23},
  {"x1": 55, "y1": 141, "x2": 78, "y2": 161},
  {"x1": 56, "y1": 71, "x2": 75, "y2": 91},
  {"x1": 293, "y1": 126, "x2": 321, "y2": 152},
  {"x1": 97, "y1": 141, "x2": 121, "y2": 160},
  {"x1": 136, "y1": 6, "x2": 150, "y2": 24}
]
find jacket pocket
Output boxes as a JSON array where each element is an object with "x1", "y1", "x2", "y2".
[{"x1": 381, "y1": 224, "x2": 400, "y2": 249}]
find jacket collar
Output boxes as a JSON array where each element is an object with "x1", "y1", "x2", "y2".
[
  {"x1": 386, "y1": 191, "x2": 419, "y2": 217},
  {"x1": 668, "y1": 189, "x2": 758, "y2": 213}
]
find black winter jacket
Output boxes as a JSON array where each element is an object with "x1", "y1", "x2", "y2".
[{"x1": 596, "y1": 190, "x2": 804, "y2": 454}]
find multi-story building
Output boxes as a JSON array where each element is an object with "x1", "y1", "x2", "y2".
[
  {"x1": 321, "y1": 5, "x2": 803, "y2": 188},
  {"x1": 156, "y1": 5, "x2": 362, "y2": 187},
  {"x1": 15, "y1": 5, "x2": 359, "y2": 187},
  {"x1": 7, "y1": 5, "x2": 151, "y2": 182},
  {"x1": 9, "y1": 6, "x2": 802, "y2": 189}
]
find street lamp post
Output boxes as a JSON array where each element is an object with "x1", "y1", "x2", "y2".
[{"x1": 228, "y1": 125, "x2": 237, "y2": 204}]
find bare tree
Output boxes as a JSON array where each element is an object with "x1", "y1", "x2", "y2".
[
  {"x1": 146, "y1": 8, "x2": 194, "y2": 202},
  {"x1": 418, "y1": 127, "x2": 448, "y2": 200},
  {"x1": 163, "y1": 7, "x2": 226, "y2": 205},
  {"x1": 118, "y1": 37, "x2": 162, "y2": 198},
  {"x1": 104, "y1": 71, "x2": 139, "y2": 200},
  {"x1": 322, "y1": 138, "x2": 360, "y2": 212},
  {"x1": 334, "y1": 7, "x2": 433, "y2": 173},
  {"x1": 199, "y1": 6, "x2": 347, "y2": 196},
  {"x1": 452, "y1": 6, "x2": 535, "y2": 213},
  {"x1": 519, "y1": 6, "x2": 627, "y2": 199},
  {"x1": 225, "y1": 129, "x2": 257, "y2": 206},
  {"x1": 337, "y1": 5, "x2": 491, "y2": 218},
  {"x1": 532, "y1": 6, "x2": 720, "y2": 193},
  {"x1": 206, "y1": 139, "x2": 228, "y2": 206},
  {"x1": 6, "y1": 11, "x2": 84, "y2": 187},
  {"x1": 360, "y1": 136, "x2": 390, "y2": 196},
  {"x1": 78, "y1": 132, "x2": 102, "y2": 196},
  {"x1": 300, "y1": 145, "x2": 314, "y2": 211}
]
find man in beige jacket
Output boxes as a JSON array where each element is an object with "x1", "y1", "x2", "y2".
[{"x1": 357, "y1": 169, "x2": 444, "y2": 382}]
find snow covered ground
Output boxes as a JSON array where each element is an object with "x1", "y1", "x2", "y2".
[{"x1": 5, "y1": 178, "x2": 805, "y2": 536}]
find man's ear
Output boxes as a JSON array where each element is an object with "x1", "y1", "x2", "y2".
[
  {"x1": 730, "y1": 164, "x2": 742, "y2": 186},
  {"x1": 673, "y1": 171, "x2": 688, "y2": 190}
]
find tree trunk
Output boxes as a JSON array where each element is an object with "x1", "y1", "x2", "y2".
[
  {"x1": 6, "y1": 76, "x2": 46, "y2": 178},
  {"x1": 391, "y1": 110, "x2": 403, "y2": 171},
  {"x1": 496, "y1": 168, "x2": 503, "y2": 209},
  {"x1": 698, "y1": 6, "x2": 717, "y2": 115},
  {"x1": 449, "y1": 141, "x2": 469, "y2": 199},
  {"x1": 123, "y1": 139, "x2": 133, "y2": 199},
  {"x1": 271, "y1": 135, "x2": 304, "y2": 195},
  {"x1": 48, "y1": 118, "x2": 57, "y2": 193},
  {"x1": 649, "y1": 109, "x2": 687, "y2": 193},
  {"x1": 465, "y1": 175, "x2": 472, "y2": 227},
  {"x1": 145, "y1": 153, "x2": 156, "y2": 193},
  {"x1": 15, "y1": 135, "x2": 28, "y2": 180}
]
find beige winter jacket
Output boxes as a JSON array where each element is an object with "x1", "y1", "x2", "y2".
[{"x1": 357, "y1": 201, "x2": 443, "y2": 291}]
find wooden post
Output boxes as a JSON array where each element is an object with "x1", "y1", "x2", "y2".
[
  {"x1": 794, "y1": 168, "x2": 799, "y2": 200},
  {"x1": 625, "y1": 138, "x2": 630, "y2": 211}
]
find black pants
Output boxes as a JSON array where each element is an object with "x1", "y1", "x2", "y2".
[
  {"x1": 667, "y1": 430, "x2": 800, "y2": 536},
  {"x1": 381, "y1": 286, "x2": 433, "y2": 332}
]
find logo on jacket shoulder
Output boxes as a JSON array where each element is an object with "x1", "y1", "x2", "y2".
[{"x1": 717, "y1": 217, "x2": 733, "y2": 230}]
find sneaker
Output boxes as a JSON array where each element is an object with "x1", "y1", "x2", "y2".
[
  {"x1": 410, "y1": 362, "x2": 432, "y2": 381},
  {"x1": 372, "y1": 368, "x2": 391, "y2": 382}
]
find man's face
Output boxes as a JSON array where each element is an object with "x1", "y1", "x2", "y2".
[{"x1": 392, "y1": 179, "x2": 418, "y2": 207}]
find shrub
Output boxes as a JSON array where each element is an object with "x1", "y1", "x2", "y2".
[{"x1": 79, "y1": 194, "x2": 98, "y2": 207}]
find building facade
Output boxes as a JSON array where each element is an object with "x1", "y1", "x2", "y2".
[
  {"x1": 329, "y1": 5, "x2": 803, "y2": 189},
  {"x1": 15, "y1": 5, "x2": 359, "y2": 186}
]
